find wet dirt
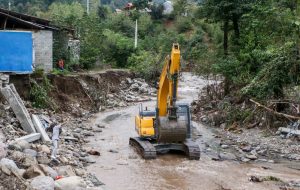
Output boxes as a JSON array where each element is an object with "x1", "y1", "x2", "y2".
[{"x1": 85, "y1": 73, "x2": 300, "y2": 190}]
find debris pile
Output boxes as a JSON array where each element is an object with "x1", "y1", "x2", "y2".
[
  {"x1": 192, "y1": 82, "x2": 300, "y2": 163},
  {"x1": 0, "y1": 71, "x2": 157, "y2": 190}
]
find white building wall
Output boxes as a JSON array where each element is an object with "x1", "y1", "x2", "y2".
[{"x1": 32, "y1": 30, "x2": 53, "y2": 72}]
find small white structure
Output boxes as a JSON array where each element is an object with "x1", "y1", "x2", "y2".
[{"x1": 163, "y1": 1, "x2": 173, "y2": 15}]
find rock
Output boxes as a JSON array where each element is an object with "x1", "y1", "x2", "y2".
[
  {"x1": 82, "y1": 131, "x2": 94, "y2": 137},
  {"x1": 246, "y1": 154, "x2": 257, "y2": 160},
  {"x1": 24, "y1": 149, "x2": 38, "y2": 158},
  {"x1": 38, "y1": 145, "x2": 51, "y2": 154},
  {"x1": 31, "y1": 176, "x2": 54, "y2": 190},
  {"x1": 0, "y1": 142, "x2": 7, "y2": 159},
  {"x1": 96, "y1": 124, "x2": 105, "y2": 128},
  {"x1": 56, "y1": 165, "x2": 76, "y2": 177},
  {"x1": 92, "y1": 128, "x2": 102, "y2": 133},
  {"x1": 108, "y1": 149, "x2": 118, "y2": 153},
  {"x1": 200, "y1": 116, "x2": 208, "y2": 123},
  {"x1": 79, "y1": 152, "x2": 88, "y2": 157},
  {"x1": 73, "y1": 128, "x2": 82, "y2": 133},
  {"x1": 8, "y1": 140, "x2": 30, "y2": 151},
  {"x1": 220, "y1": 152, "x2": 236, "y2": 160},
  {"x1": 10, "y1": 151, "x2": 38, "y2": 168},
  {"x1": 221, "y1": 144, "x2": 229, "y2": 149},
  {"x1": 241, "y1": 157, "x2": 250, "y2": 162},
  {"x1": 126, "y1": 78, "x2": 133, "y2": 84},
  {"x1": 59, "y1": 156, "x2": 69, "y2": 164},
  {"x1": 79, "y1": 157, "x2": 96, "y2": 163},
  {"x1": 87, "y1": 173, "x2": 105, "y2": 186},
  {"x1": 23, "y1": 165, "x2": 44, "y2": 179},
  {"x1": 0, "y1": 158, "x2": 20, "y2": 176},
  {"x1": 87, "y1": 150, "x2": 100, "y2": 156},
  {"x1": 73, "y1": 152, "x2": 80, "y2": 158},
  {"x1": 241, "y1": 145, "x2": 252, "y2": 152},
  {"x1": 39, "y1": 164, "x2": 58, "y2": 179},
  {"x1": 54, "y1": 176, "x2": 86, "y2": 190},
  {"x1": 36, "y1": 152, "x2": 50, "y2": 165},
  {"x1": 75, "y1": 169, "x2": 85, "y2": 176}
]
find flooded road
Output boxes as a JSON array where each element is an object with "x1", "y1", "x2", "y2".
[{"x1": 86, "y1": 73, "x2": 300, "y2": 190}]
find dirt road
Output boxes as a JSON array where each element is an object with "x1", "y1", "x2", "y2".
[{"x1": 85, "y1": 73, "x2": 300, "y2": 190}]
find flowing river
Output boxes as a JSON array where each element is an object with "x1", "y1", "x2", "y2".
[{"x1": 85, "y1": 73, "x2": 300, "y2": 190}]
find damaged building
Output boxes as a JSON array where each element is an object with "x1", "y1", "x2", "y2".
[{"x1": 0, "y1": 8, "x2": 79, "y2": 73}]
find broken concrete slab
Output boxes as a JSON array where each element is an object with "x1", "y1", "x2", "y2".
[
  {"x1": 32, "y1": 114, "x2": 51, "y2": 143},
  {"x1": 15, "y1": 133, "x2": 41, "y2": 143},
  {"x1": 0, "y1": 85, "x2": 36, "y2": 133}
]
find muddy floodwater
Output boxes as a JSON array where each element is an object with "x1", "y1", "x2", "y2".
[{"x1": 86, "y1": 73, "x2": 300, "y2": 190}]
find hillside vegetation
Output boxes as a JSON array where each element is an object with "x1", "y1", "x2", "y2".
[{"x1": 2, "y1": 0, "x2": 300, "y2": 111}]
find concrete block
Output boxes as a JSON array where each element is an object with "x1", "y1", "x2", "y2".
[
  {"x1": 32, "y1": 114, "x2": 51, "y2": 142},
  {"x1": 0, "y1": 85, "x2": 36, "y2": 133},
  {"x1": 15, "y1": 133, "x2": 41, "y2": 143}
]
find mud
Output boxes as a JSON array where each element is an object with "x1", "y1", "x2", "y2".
[{"x1": 85, "y1": 73, "x2": 300, "y2": 190}]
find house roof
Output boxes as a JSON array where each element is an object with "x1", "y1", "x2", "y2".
[{"x1": 0, "y1": 7, "x2": 59, "y2": 30}]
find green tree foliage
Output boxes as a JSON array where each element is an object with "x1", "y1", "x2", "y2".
[
  {"x1": 133, "y1": 0, "x2": 148, "y2": 10},
  {"x1": 42, "y1": 2, "x2": 85, "y2": 27},
  {"x1": 198, "y1": 0, "x2": 300, "y2": 100}
]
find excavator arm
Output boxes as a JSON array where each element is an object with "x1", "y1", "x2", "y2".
[{"x1": 157, "y1": 43, "x2": 180, "y2": 118}]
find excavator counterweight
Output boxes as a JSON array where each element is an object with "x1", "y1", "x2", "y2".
[{"x1": 129, "y1": 44, "x2": 200, "y2": 160}]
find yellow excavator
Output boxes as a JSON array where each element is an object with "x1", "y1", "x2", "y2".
[{"x1": 129, "y1": 43, "x2": 200, "y2": 160}]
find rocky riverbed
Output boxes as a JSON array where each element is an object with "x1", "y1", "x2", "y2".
[
  {"x1": 0, "y1": 71, "x2": 156, "y2": 190},
  {"x1": 1, "y1": 71, "x2": 299, "y2": 190}
]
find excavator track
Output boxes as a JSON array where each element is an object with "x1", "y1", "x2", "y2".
[
  {"x1": 129, "y1": 137, "x2": 157, "y2": 159},
  {"x1": 184, "y1": 140, "x2": 201, "y2": 160}
]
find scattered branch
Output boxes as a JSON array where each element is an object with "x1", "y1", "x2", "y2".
[{"x1": 249, "y1": 99, "x2": 300, "y2": 120}]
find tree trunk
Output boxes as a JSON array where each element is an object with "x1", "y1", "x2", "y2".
[
  {"x1": 223, "y1": 20, "x2": 229, "y2": 56},
  {"x1": 223, "y1": 19, "x2": 230, "y2": 95},
  {"x1": 232, "y1": 17, "x2": 240, "y2": 40}
]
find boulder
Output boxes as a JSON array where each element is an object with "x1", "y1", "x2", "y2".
[
  {"x1": 10, "y1": 151, "x2": 38, "y2": 168},
  {"x1": 54, "y1": 176, "x2": 86, "y2": 190},
  {"x1": 38, "y1": 145, "x2": 51, "y2": 154},
  {"x1": 24, "y1": 149, "x2": 38, "y2": 158},
  {"x1": 23, "y1": 165, "x2": 45, "y2": 179},
  {"x1": 0, "y1": 158, "x2": 20, "y2": 176},
  {"x1": 56, "y1": 165, "x2": 76, "y2": 177},
  {"x1": 36, "y1": 152, "x2": 50, "y2": 165},
  {"x1": 8, "y1": 140, "x2": 30, "y2": 151},
  {"x1": 31, "y1": 176, "x2": 54, "y2": 190},
  {"x1": 39, "y1": 164, "x2": 58, "y2": 179}
]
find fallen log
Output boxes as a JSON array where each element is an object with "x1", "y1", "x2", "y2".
[{"x1": 249, "y1": 99, "x2": 300, "y2": 120}]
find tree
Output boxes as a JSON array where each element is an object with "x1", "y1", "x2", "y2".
[{"x1": 133, "y1": 0, "x2": 148, "y2": 10}]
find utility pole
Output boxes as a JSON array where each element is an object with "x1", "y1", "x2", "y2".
[
  {"x1": 134, "y1": 20, "x2": 138, "y2": 48},
  {"x1": 87, "y1": 0, "x2": 90, "y2": 15},
  {"x1": 8, "y1": 1, "x2": 11, "y2": 11}
]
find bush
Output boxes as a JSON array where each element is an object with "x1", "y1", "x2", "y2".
[
  {"x1": 128, "y1": 50, "x2": 162, "y2": 80},
  {"x1": 29, "y1": 75, "x2": 54, "y2": 109},
  {"x1": 175, "y1": 16, "x2": 193, "y2": 33}
]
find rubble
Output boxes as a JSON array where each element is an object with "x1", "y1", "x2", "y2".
[{"x1": 0, "y1": 72, "x2": 157, "y2": 189}]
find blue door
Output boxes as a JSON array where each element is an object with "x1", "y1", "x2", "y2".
[{"x1": 0, "y1": 31, "x2": 33, "y2": 73}]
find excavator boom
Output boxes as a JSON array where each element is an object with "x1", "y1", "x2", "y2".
[{"x1": 157, "y1": 44, "x2": 180, "y2": 117}]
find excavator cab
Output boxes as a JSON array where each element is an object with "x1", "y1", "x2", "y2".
[{"x1": 135, "y1": 104, "x2": 155, "y2": 138}]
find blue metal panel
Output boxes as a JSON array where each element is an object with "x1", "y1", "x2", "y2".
[{"x1": 0, "y1": 31, "x2": 33, "y2": 73}]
